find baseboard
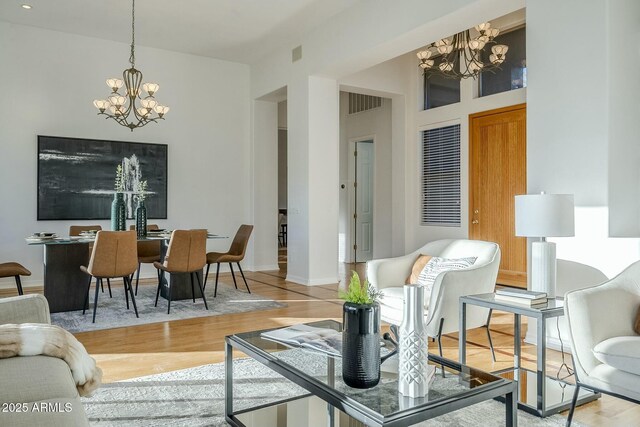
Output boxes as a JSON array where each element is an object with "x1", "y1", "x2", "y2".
[
  {"x1": 286, "y1": 274, "x2": 338, "y2": 286},
  {"x1": 524, "y1": 327, "x2": 573, "y2": 353},
  {"x1": 249, "y1": 264, "x2": 280, "y2": 272}
]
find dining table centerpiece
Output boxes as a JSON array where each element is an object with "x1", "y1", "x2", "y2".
[
  {"x1": 134, "y1": 180, "x2": 148, "y2": 236},
  {"x1": 340, "y1": 271, "x2": 384, "y2": 389},
  {"x1": 111, "y1": 165, "x2": 127, "y2": 231}
]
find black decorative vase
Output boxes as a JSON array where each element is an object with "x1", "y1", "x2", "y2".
[
  {"x1": 111, "y1": 193, "x2": 126, "y2": 231},
  {"x1": 342, "y1": 302, "x2": 381, "y2": 389},
  {"x1": 135, "y1": 200, "x2": 148, "y2": 237}
]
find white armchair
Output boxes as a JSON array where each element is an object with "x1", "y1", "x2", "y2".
[
  {"x1": 565, "y1": 260, "x2": 640, "y2": 426},
  {"x1": 367, "y1": 239, "x2": 500, "y2": 358}
]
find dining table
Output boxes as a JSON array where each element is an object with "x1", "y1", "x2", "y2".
[{"x1": 26, "y1": 232, "x2": 226, "y2": 313}]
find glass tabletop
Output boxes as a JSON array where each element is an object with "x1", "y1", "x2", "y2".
[
  {"x1": 25, "y1": 233, "x2": 226, "y2": 245},
  {"x1": 461, "y1": 293, "x2": 565, "y2": 315},
  {"x1": 229, "y1": 320, "x2": 510, "y2": 420}
]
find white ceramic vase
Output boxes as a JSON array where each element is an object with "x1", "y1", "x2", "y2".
[{"x1": 398, "y1": 284, "x2": 430, "y2": 398}]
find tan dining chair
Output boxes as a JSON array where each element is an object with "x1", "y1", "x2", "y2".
[
  {"x1": 153, "y1": 229, "x2": 208, "y2": 314},
  {"x1": 129, "y1": 224, "x2": 162, "y2": 295},
  {"x1": 204, "y1": 224, "x2": 253, "y2": 297},
  {"x1": 0, "y1": 262, "x2": 31, "y2": 295},
  {"x1": 70, "y1": 225, "x2": 111, "y2": 297},
  {"x1": 80, "y1": 230, "x2": 139, "y2": 323}
]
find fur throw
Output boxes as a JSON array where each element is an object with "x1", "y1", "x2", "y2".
[{"x1": 0, "y1": 323, "x2": 102, "y2": 396}]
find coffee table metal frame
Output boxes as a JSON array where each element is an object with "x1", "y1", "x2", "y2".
[
  {"x1": 459, "y1": 293, "x2": 600, "y2": 418},
  {"x1": 225, "y1": 320, "x2": 517, "y2": 427}
]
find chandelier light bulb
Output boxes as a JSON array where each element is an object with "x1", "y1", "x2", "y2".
[
  {"x1": 437, "y1": 44, "x2": 454, "y2": 55},
  {"x1": 137, "y1": 107, "x2": 150, "y2": 117},
  {"x1": 435, "y1": 38, "x2": 452, "y2": 47},
  {"x1": 154, "y1": 105, "x2": 170, "y2": 117},
  {"x1": 492, "y1": 44, "x2": 509, "y2": 56},
  {"x1": 140, "y1": 98, "x2": 158, "y2": 109},
  {"x1": 439, "y1": 61, "x2": 454, "y2": 72},
  {"x1": 416, "y1": 50, "x2": 432, "y2": 60},
  {"x1": 93, "y1": 99, "x2": 109, "y2": 112},
  {"x1": 469, "y1": 60, "x2": 484, "y2": 73},
  {"x1": 143, "y1": 82, "x2": 159, "y2": 95},
  {"x1": 106, "y1": 78, "x2": 124, "y2": 91},
  {"x1": 490, "y1": 54, "x2": 505, "y2": 65},
  {"x1": 467, "y1": 39, "x2": 486, "y2": 51},
  {"x1": 487, "y1": 28, "x2": 500, "y2": 38},
  {"x1": 419, "y1": 59, "x2": 434, "y2": 69},
  {"x1": 108, "y1": 95, "x2": 126, "y2": 107},
  {"x1": 475, "y1": 22, "x2": 491, "y2": 33}
]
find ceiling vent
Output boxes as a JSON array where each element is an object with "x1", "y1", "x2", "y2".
[{"x1": 348, "y1": 93, "x2": 383, "y2": 115}]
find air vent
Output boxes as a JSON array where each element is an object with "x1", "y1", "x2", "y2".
[
  {"x1": 348, "y1": 93, "x2": 383, "y2": 114},
  {"x1": 292, "y1": 45, "x2": 302, "y2": 62}
]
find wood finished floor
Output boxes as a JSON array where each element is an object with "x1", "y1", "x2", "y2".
[{"x1": 4, "y1": 259, "x2": 639, "y2": 426}]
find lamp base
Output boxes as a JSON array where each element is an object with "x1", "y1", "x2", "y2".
[{"x1": 531, "y1": 241, "x2": 556, "y2": 298}]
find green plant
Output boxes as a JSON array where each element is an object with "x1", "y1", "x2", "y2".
[
  {"x1": 339, "y1": 271, "x2": 382, "y2": 305},
  {"x1": 135, "y1": 180, "x2": 148, "y2": 202},
  {"x1": 114, "y1": 165, "x2": 125, "y2": 192}
]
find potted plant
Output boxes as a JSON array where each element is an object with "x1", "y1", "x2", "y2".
[
  {"x1": 134, "y1": 180, "x2": 148, "y2": 236},
  {"x1": 111, "y1": 165, "x2": 127, "y2": 231},
  {"x1": 340, "y1": 271, "x2": 383, "y2": 389}
]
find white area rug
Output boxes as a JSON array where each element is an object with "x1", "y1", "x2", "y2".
[
  {"x1": 52, "y1": 282, "x2": 284, "y2": 333},
  {"x1": 83, "y1": 355, "x2": 584, "y2": 426}
]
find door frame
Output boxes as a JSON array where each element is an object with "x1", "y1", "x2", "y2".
[
  {"x1": 468, "y1": 103, "x2": 527, "y2": 284},
  {"x1": 345, "y1": 135, "x2": 376, "y2": 264}
]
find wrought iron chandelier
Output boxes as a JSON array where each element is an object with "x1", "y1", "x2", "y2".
[
  {"x1": 93, "y1": 0, "x2": 169, "y2": 131},
  {"x1": 417, "y1": 22, "x2": 509, "y2": 79}
]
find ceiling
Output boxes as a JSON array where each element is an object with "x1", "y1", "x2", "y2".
[{"x1": 0, "y1": 0, "x2": 358, "y2": 63}]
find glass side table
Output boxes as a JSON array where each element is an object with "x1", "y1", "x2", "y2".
[{"x1": 459, "y1": 293, "x2": 600, "y2": 417}]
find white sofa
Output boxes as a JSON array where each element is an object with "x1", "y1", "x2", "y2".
[
  {"x1": 366, "y1": 239, "x2": 500, "y2": 356},
  {"x1": 565, "y1": 260, "x2": 640, "y2": 425}
]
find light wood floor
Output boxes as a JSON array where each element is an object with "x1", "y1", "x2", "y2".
[{"x1": 5, "y1": 261, "x2": 640, "y2": 426}]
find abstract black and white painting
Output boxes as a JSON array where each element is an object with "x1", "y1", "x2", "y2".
[{"x1": 38, "y1": 136, "x2": 168, "y2": 220}]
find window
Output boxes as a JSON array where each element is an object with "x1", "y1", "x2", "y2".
[
  {"x1": 421, "y1": 124, "x2": 461, "y2": 226},
  {"x1": 479, "y1": 26, "x2": 526, "y2": 97},
  {"x1": 423, "y1": 56, "x2": 460, "y2": 110}
]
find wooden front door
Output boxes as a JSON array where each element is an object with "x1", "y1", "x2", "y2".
[{"x1": 469, "y1": 104, "x2": 527, "y2": 287}]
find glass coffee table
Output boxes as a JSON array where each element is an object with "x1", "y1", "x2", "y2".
[{"x1": 225, "y1": 320, "x2": 517, "y2": 427}]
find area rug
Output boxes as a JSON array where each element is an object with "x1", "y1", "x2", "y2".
[
  {"x1": 82, "y1": 354, "x2": 583, "y2": 427},
  {"x1": 51, "y1": 282, "x2": 285, "y2": 333}
]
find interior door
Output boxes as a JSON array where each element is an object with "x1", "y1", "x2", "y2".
[
  {"x1": 469, "y1": 104, "x2": 527, "y2": 287},
  {"x1": 354, "y1": 141, "x2": 374, "y2": 262}
]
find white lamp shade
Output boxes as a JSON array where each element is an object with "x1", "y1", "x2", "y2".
[{"x1": 515, "y1": 193, "x2": 575, "y2": 237}]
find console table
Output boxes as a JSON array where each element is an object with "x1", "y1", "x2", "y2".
[{"x1": 459, "y1": 293, "x2": 600, "y2": 417}]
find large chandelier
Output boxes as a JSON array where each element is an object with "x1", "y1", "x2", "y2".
[
  {"x1": 93, "y1": 0, "x2": 169, "y2": 131},
  {"x1": 417, "y1": 22, "x2": 509, "y2": 79}
]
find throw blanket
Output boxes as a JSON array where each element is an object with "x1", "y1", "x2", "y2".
[{"x1": 0, "y1": 323, "x2": 102, "y2": 396}]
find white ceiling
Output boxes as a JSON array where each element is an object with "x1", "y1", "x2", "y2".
[{"x1": 0, "y1": 0, "x2": 358, "y2": 63}]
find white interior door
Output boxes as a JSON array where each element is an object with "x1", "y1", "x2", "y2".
[{"x1": 355, "y1": 141, "x2": 374, "y2": 262}]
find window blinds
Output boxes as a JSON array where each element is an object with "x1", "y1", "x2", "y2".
[{"x1": 421, "y1": 124, "x2": 461, "y2": 226}]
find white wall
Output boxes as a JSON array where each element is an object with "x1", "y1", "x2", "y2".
[
  {"x1": 0, "y1": 22, "x2": 251, "y2": 289},
  {"x1": 339, "y1": 92, "x2": 393, "y2": 262},
  {"x1": 528, "y1": 0, "x2": 640, "y2": 277}
]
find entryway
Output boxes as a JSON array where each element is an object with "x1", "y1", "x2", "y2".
[{"x1": 469, "y1": 104, "x2": 527, "y2": 288}]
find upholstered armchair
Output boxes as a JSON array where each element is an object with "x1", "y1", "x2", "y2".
[
  {"x1": 367, "y1": 239, "x2": 500, "y2": 357},
  {"x1": 0, "y1": 295, "x2": 90, "y2": 426},
  {"x1": 565, "y1": 261, "x2": 640, "y2": 425}
]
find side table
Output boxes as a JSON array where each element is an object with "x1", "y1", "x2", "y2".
[{"x1": 459, "y1": 293, "x2": 599, "y2": 417}]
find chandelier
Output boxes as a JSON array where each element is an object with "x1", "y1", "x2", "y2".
[
  {"x1": 93, "y1": 0, "x2": 169, "y2": 131},
  {"x1": 417, "y1": 22, "x2": 509, "y2": 79}
]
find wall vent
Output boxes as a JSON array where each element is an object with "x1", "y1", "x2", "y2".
[
  {"x1": 292, "y1": 45, "x2": 302, "y2": 62},
  {"x1": 348, "y1": 93, "x2": 383, "y2": 114}
]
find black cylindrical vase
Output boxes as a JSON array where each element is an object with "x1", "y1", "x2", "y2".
[
  {"x1": 135, "y1": 201, "x2": 148, "y2": 237},
  {"x1": 342, "y1": 302, "x2": 381, "y2": 389}
]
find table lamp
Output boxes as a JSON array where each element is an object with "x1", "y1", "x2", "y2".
[{"x1": 515, "y1": 193, "x2": 575, "y2": 298}]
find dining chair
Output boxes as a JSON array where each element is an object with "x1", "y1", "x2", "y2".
[
  {"x1": 80, "y1": 231, "x2": 139, "y2": 323},
  {"x1": 129, "y1": 224, "x2": 161, "y2": 295},
  {"x1": 153, "y1": 229, "x2": 208, "y2": 314},
  {"x1": 70, "y1": 225, "x2": 111, "y2": 297},
  {"x1": 0, "y1": 262, "x2": 31, "y2": 296},
  {"x1": 204, "y1": 224, "x2": 253, "y2": 297}
]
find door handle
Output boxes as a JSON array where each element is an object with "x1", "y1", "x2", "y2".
[
  {"x1": 472, "y1": 219, "x2": 479, "y2": 224},
  {"x1": 472, "y1": 209, "x2": 479, "y2": 225}
]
